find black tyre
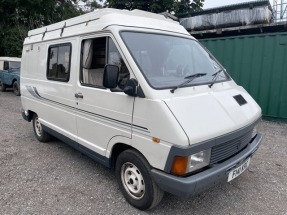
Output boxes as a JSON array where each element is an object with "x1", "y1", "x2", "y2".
[
  {"x1": 13, "y1": 81, "x2": 20, "y2": 96},
  {"x1": 33, "y1": 114, "x2": 52, "y2": 142},
  {"x1": 116, "y1": 149, "x2": 164, "y2": 210},
  {"x1": 0, "y1": 80, "x2": 6, "y2": 92}
]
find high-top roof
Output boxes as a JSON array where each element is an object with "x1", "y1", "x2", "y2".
[{"x1": 25, "y1": 8, "x2": 188, "y2": 44}]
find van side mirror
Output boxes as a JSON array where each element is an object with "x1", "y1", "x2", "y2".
[
  {"x1": 124, "y1": 79, "x2": 138, "y2": 97},
  {"x1": 3, "y1": 61, "x2": 9, "y2": 70},
  {"x1": 103, "y1": 65, "x2": 119, "y2": 89}
]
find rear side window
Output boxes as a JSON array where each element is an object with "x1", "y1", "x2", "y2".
[{"x1": 47, "y1": 44, "x2": 71, "y2": 82}]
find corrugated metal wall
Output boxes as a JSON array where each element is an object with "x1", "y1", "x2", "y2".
[{"x1": 200, "y1": 32, "x2": 287, "y2": 122}]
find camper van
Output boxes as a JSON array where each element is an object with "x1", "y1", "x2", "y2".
[{"x1": 21, "y1": 9, "x2": 262, "y2": 210}]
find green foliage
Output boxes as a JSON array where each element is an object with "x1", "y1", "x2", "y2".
[
  {"x1": 103, "y1": 0, "x2": 174, "y2": 13},
  {"x1": 83, "y1": 0, "x2": 103, "y2": 11},
  {"x1": 0, "y1": 0, "x2": 83, "y2": 57},
  {"x1": 103, "y1": 0, "x2": 204, "y2": 15},
  {"x1": 0, "y1": 25, "x2": 27, "y2": 56},
  {"x1": 176, "y1": 0, "x2": 204, "y2": 15}
]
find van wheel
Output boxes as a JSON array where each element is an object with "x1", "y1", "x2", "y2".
[
  {"x1": 115, "y1": 149, "x2": 164, "y2": 210},
  {"x1": 0, "y1": 80, "x2": 6, "y2": 92},
  {"x1": 13, "y1": 81, "x2": 20, "y2": 96},
  {"x1": 33, "y1": 114, "x2": 52, "y2": 142}
]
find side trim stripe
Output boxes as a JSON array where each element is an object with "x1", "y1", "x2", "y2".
[{"x1": 25, "y1": 85, "x2": 149, "y2": 133}]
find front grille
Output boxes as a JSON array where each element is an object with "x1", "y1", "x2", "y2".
[{"x1": 210, "y1": 130, "x2": 253, "y2": 165}]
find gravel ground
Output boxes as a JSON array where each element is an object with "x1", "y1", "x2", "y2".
[{"x1": 0, "y1": 91, "x2": 287, "y2": 215}]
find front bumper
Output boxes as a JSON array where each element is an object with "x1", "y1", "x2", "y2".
[{"x1": 151, "y1": 134, "x2": 263, "y2": 198}]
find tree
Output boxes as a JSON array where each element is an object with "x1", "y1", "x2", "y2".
[
  {"x1": 82, "y1": 0, "x2": 103, "y2": 11},
  {"x1": 0, "y1": 0, "x2": 83, "y2": 57},
  {"x1": 103, "y1": 0, "x2": 174, "y2": 13},
  {"x1": 176, "y1": 0, "x2": 204, "y2": 15},
  {"x1": 102, "y1": 0, "x2": 204, "y2": 15}
]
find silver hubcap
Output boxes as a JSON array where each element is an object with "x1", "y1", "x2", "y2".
[
  {"x1": 121, "y1": 162, "x2": 145, "y2": 200},
  {"x1": 34, "y1": 117, "x2": 42, "y2": 137}
]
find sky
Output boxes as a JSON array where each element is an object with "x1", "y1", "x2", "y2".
[{"x1": 203, "y1": 0, "x2": 273, "y2": 9}]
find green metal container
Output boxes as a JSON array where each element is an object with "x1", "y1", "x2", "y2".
[{"x1": 200, "y1": 32, "x2": 287, "y2": 122}]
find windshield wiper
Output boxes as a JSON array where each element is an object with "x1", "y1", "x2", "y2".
[
  {"x1": 208, "y1": 69, "x2": 224, "y2": 88},
  {"x1": 170, "y1": 73, "x2": 207, "y2": 93}
]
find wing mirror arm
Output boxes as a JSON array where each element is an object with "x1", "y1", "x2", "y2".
[{"x1": 124, "y1": 79, "x2": 138, "y2": 97}]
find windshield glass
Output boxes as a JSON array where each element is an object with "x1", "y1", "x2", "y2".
[
  {"x1": 9, "y1": 61, "x2": 21, "y2": 69},
  {"x1": 121, "y1": 32, "x2": 229, "y2": 89}
]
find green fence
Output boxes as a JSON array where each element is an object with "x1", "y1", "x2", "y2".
[{"x1": 200, "y1": 32, "x2": 287, "y2": 123}]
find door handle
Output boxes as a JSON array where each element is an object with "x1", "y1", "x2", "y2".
[{"x1": 75, "y1": 93, "x2": 83, "y2": 99}]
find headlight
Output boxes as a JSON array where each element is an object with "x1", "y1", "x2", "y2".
[
  {"x1": 171, "y1": 149, "x2": 211, "y2": 176},
  {"x1": 189, "y1": 149, "x2": 211, "y2": 172}
]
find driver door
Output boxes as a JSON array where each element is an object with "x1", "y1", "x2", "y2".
[{"x1": 75, "y1": 35, "x2": 134, "y2": 158}]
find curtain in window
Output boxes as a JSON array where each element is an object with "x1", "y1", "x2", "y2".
[{"x1": 82, "y1": 39, "x2": 93, "y2": 83}]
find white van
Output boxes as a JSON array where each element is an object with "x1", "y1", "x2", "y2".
[{"x1": 21, "y1": 9, "x2": 263, "y2": 210}]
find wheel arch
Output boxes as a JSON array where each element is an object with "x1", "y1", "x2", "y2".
[
  {"x1": 110, "y1": 143, "x2": 132, "y2": 169},
  {"x1": 108, "y1": 137, "x2": 151, "y2": 170},
  {"x1": 25, "y1": 110, "x2": 36, "y2": 122},
  {"x1": 12, "y1": 78, "x2": 17, "y2": 84}
]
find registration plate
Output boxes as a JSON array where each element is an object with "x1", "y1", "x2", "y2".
[{"x1": 227, "y1": 158, "x2": 251, "y2": 182}]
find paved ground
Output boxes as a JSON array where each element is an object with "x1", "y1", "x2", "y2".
[{"x1": 0, "y1": 91, "x2": 287, "y2": 215}]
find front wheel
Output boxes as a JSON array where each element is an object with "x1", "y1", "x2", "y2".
[
  {"x1": 33, "y1": 114, "x2": 52, "y2": 142},
  {"x1": 116, "y1": 149, "x2": 164, "y2": 210},
  {"x1": 13, "y1": 81, "x2": 20, "y2": 96},
  {"x1": 0, "y1": 80, "x2": 6, "y2": 92}
]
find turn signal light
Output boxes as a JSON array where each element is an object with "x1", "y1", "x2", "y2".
[
  {"x1": 152, "y1": 137, "x2": 160, "y2": 143},
  {"x1": 171, "y1": 156, "x2": 188, "y2": 176}
]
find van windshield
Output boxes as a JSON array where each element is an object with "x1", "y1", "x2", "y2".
[{"x1": 121, "y1": 32, "x2": 229, "y2": 89}]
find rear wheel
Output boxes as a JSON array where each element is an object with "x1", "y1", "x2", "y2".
[
  {"x1": 115, "y1": 149, "x2": 164, "y2": 210},
  {"x1": 0, "y1": 80, "x2": 6, "y2": 92},
  {"x1": 33, "y1": 114, "x2": 52, "y2": 142},
  {"x1": 13, "y1": 81, "x2": 20, "y2": 96}
]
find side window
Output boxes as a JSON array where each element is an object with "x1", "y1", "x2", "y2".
[
  {"x1": 47, "y1": 44, "x2": 71, "y2": 82},
  {"x1": 4, "y1": 61, "x2": 9, "y2": 70},
  {"x1": 81, "y1": 37, "x2": 106, "y2": 87},
  {"x1": 108, "y1": 38, "x2": 130, "y2": 89},
  {"x1": 9, "y1": 61, "x2": 21, "y2": 69},
  {"x1": 81, "y1": 37, "x2": 130, "y2": 89}
]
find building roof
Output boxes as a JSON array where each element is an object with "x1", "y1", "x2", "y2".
[
  {"x1": 178, "y1": 0, "x2": 272, "y2": 18},
  {"x1": 190, "y1": 21, "x2": 287, "y2": 39}
]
